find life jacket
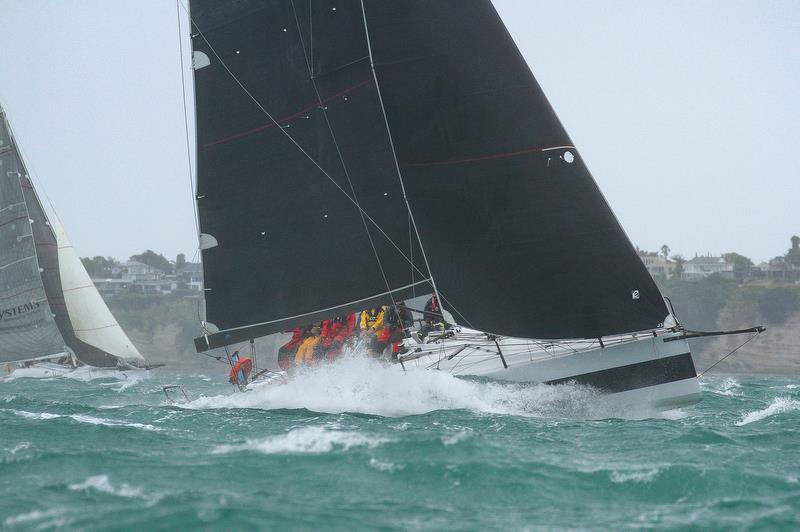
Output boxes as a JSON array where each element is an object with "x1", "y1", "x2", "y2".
[
  {"x1": 360, "y1": 308, "x2": 384, "y2": 330},
  {"x1": 229, "y1": 357, "x2": 252, "y2": 385},
  {"x1": 332, "y1": 313, "x2": 357, "y2": 345}
]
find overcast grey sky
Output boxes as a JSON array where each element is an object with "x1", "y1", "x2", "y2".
[{"x1": 0, "y1": 1, "x2": 797, "y2": 264}]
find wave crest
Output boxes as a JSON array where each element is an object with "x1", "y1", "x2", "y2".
[{"x1": 736, "y1": 397, "x2": 800, "y2": 426}]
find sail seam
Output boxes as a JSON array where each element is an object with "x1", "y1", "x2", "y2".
[
  {"x1": 61, "y1": 284, "x2": 96, "y2": 293},
  {"x1": 73, "y1": 324, "x2": 119, "y2": 333},
  {"x1": 0, "y1": 214, "x2": 27, "y2": 229},
  {"x1": 202, "y1": 77, "x2": 371, "y2": 147},
  {"x1": 0, "y1": 255, "x2": 36, "y2": 272},
  {"x1": 359, "y1": 0, "x2": 443, "y2": 313},
  {"x1": 0, "y1": 285, "x2": 39, "y2": 302},
  {"x1": 0, "y1": 201, "x2": 26, "y2": 215},
  {"x1": 215, "y1": 278, "x2": 432, "y2": 334}
]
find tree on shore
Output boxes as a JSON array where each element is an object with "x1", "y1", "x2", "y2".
[
  {"x1": 786, "y1": 235, "x2": 800, "y2": 268},
  {"x1": 660, "y1": 244, "x2": 670, "y2": 259},
  {"x1": 723, "y1": 252, "x2": 754, "y2": 280},
  {"x1": 81, "y1": 256, "x2": 118, "y2": 278},
  {"x1": 130, "y1": 250, "x2": 173, "y2": 274},
  {"x1": 671, "y1": 254, "x2": 685, "y2": 278}
]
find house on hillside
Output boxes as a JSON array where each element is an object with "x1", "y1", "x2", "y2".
[
  {"x1": 682, "y1": 255, "x2": 734, "y2": 281},
  {"x1": 176, "y1": 262, "x2": 203, "y2": 291},
  {"x1": 92, "y1": 278, "x2": 131, "y2": 298},
  {"x1": 131, "y1": 279, "x2": 178, "y2": 295},
  {"x1": 117, "y1": 261, "x2": 165, "y2": 282},
  {"x1": 637, "y1": 250, "x2": 675, "y2": 279}
]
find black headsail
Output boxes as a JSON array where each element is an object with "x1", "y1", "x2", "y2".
[{"x1": 190, "y1": 0, "x2": 668, "y2": 351}]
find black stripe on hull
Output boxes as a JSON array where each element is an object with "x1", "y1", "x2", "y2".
[{"x1": 545, "y1": 352, "x2": 697, "y2": 394}]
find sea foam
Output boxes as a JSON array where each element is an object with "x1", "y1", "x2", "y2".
[
  {"x1": 736, "y1": 397, "x2": 800, "y2": 426},
  {"x1": 185, "y1": 356, "x2": 603, "y2": 418},
  {"x1": 213, "y1": 425, "x2": 385, "y2": 455}
]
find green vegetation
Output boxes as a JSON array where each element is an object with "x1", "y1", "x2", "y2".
[
  {"x1": 81, "y1": 256, "x2": 117, "y2": 278},
  {"x1": 130, "y1": 250, "x2": 174, "y2": 274},
  {"x1": 658, "y1": 274, "x2": 800, "y2": 330}
]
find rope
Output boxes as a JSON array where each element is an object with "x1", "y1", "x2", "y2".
[
  {"x1": 697, "y1": 330, "x2": 762, "y2": 378},
  {"x1": 289, "y1": 0, "x2": 403, "y2": 324},
  {"x1": 176, "y1": 0, "x2": 201, "y2": 245},
  {"x1": 180, "y1": 5, "x2": 419, "y2": 277},
  {"x1": 179, "y1": 2, "x2": 473, "y2": 332},
  {"x1": 358, "y1": 0, "x2": 443, "y2": 311}
]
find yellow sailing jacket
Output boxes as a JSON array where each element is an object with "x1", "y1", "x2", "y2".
[{"x1": 360, "y1": 308, "x2": 385, "y2": 331}]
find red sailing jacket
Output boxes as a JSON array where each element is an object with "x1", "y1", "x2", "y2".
[{"x1": 332, "y1": 313, "x2": 357, "y2": 345}]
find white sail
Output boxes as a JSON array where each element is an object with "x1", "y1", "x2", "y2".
[{"x1": 51, "y1": 213, "x2": 145, "y2": 366}]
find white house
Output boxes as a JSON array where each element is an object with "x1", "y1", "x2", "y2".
[
  {"x1": 682, "y1": 255, "x2": 734, "y2": 281},
  {"x1": 637, "y1": 251, "x2": 675, "y2": 279}
]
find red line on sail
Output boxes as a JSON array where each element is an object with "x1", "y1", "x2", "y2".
[
  {"x1": 203, "y1": 78, "x2": 373, "y2": 148},
  {"x1": 0, "y1": 285, "x2": 39, "y2": 302},
  {"x1": 405, "y1": 145, "x2": 576, "y2": 167},
  {"x1": 0, "y1": 215, "x2": 27, "y2": 229}
]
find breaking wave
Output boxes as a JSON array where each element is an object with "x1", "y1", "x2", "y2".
[
  {"x1": 213, "y1": 426, "x2": 385, "y2": 455},
  {"x1": 185, "y1": 356, "x2": 609, "y2": 418},
  {"x1": 736, "y1": 397, "x2": 800, "y2": 426}
]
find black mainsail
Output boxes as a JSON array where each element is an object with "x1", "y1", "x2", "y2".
[{"x1": 190, "y1": 0, "x2": 669, "y2": 351}]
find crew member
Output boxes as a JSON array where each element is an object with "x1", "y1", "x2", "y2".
[
  {"x1": 359, "y1": 307, "x2": 385, "y2": 356},
  {"x1": 294, "y1": 322, "x2": 322, "y2": 365},
  {"x1": 278, "y1": 326, "x2": 310, "y2": 369},
  {"x1": 378, "y1": 301, "x2": 414, "y2": 359}
]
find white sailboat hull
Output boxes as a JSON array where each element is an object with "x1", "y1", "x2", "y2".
[
  {"x1": 5, "y1": 362, "x2": 149, "y2": 382},
  {"x1": 397, "y1": 330, "x2": 701, "y2": 413}
]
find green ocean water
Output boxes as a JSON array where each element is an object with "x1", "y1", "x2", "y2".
[{"x1": 1, "y1": 358, "x2": 799, "y2": 531}]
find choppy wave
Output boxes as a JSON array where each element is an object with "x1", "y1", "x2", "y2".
[
  {"x1": 3, "y1": 508, "x2": 67, "y2": 528},
  {"x1": 184, "y1": 356, "x2": 610, "y2": 418},
  {"x1": 736, "y1": 397, "x2": 800, "y2": 426},
  {"x1": 5, "y1": 409, "x2": 159, "y2": 431},
  {"x1": 1, "y1": 374, "x2": 799, "y2": 529},
  {"x1": 213, "y1": 425, "x2": 385, "y2": 455},
  {"x1": 609, "y1": 468, "x2": 661, "y2": 483},
  {"x1": 702, "y1": 377, "x2": 742, "y2": 396},
  {"x1": 68, "y1": 475, "x2": 159, "y2": 504}
]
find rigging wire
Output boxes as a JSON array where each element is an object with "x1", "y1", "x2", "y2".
[
  {"x1": 697, "y1": 330, "x2": 762, "y2": 378},
  {"x1": 358, "y1": 0, "x2": 443, "y2": 312},
  {"x1": 176, "y1": 0, "x2": 201, "y2": 245},
  {"x1": 179, "y1": 2, "x2": 474, "y2": 334},
  {"x1": 178, "y1": 3, "x2": 430, "y2": 288},
  {"x1": 289, "y1": 0, "x2": 404, "y2": 324}
]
